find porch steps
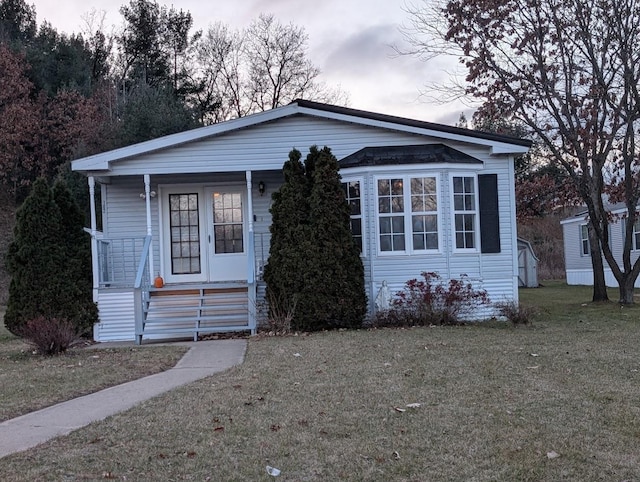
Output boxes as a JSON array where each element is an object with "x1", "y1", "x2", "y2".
[{"x1": 140, "y1": 284, "x2": 250, "y2": 341}]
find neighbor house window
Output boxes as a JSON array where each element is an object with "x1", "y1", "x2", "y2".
[
  {"x1": 633, "y1": 220, "x2": 640, "y2": 251},
  {"x1": 377, "y1": 175, "x2": 439, "y2": 253},
  {"x1": 452, "y1": 176, "x2": 478, "y2": 250},
  {"x1": 341, "y1": 180, "x2": 363, "y2": 252},
  {"x1": 580, "y1": 224, "x2": 590, "y2": 256},
  {"x1": 169, "y1": 193, "x2": 201, "y2": 274}
]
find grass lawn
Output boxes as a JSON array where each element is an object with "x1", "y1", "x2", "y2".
[
  {"x1": 0, "y1": 313, "x2": 188, "y2": 422},
  {"x1": 1, "y1": 282, "x2": 640, "y2": 480}
]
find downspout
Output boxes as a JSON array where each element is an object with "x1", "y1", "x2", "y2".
[
  {"x1": 88, "y1": 176, "x2": 99, "y2": 303},
  {"x1": 144, "y1": 174, "x2": 154, "y2": 284},
  {"x1": 246, "y1": 171, "x2": 257, "y2": 334}
]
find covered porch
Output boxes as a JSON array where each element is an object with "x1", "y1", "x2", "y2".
[{"x1": 87, "y1": 170, "x2": 279, "y2": 343}]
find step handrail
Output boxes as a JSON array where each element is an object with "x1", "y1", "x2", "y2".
[{"x1": 133, "y1": 235, "x2": 152, "y2": 344}]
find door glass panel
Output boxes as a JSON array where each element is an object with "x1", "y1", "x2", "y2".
[
  {"x1": 168, "y1": 193, "x2": 201, "y2": 274},
  {"x1": 212, "y1": 192, "x2": 244, "y2": 254}
]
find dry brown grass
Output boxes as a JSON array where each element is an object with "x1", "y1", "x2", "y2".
[
  {"x1": 0, "y1": 321, "x2": 188, "y2": 422},
  {"x1": 1, "y1": 282, "x2": 639, "y2": 480}
]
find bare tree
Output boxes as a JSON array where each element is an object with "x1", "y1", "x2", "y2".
[
  {"x1": 404, "y1": 0, "x2": 640, "y2": 303},
  {"x1": 194, "y1": 14, "x2": 347, "y2": 124}
]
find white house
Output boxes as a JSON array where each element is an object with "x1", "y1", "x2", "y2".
[
  {"x1": 561, "y1": 205, "x2": 640, "y2": 287},
  {"x1": 71, "y1": 100, "x2": 531, "y2": 343}
]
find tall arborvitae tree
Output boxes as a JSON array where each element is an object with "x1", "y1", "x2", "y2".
[
  {"x1": 264, "y1": 146, "x2": 366, "y2": 331},
  {"x1": 5, "y1": 178, "x2": 97, "y2": 336},
  {"x1": 52, "y1": 180, "x2": 98, "y2": 334},
  {"x1": 5, "y1": 178, "x2": 66, "y2": 334},
  {"x1": 263, "y1": 149, "x2": 311, "y2": 324},
  {"x1": 302, "y1": 146, "x2": 366, "y2": 330}
]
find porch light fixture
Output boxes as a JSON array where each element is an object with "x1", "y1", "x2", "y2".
[
  {"x1": 258, "y1": 181, "x2": 266, "y2": 196},
  {"x1": 139, "y1": 191, "x2": 156, "y2": 199}
]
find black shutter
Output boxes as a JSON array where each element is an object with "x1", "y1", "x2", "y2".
[{"x1": 478, "y1": 174, "x2": 500, "y2": 253}]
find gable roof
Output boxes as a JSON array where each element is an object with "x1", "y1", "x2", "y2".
[{"x1": 72, "y1": 99, "x2": 532, "y2": 173}]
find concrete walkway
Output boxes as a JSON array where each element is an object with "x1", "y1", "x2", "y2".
[{"x1": 0, "y1": 339, "x2": 247, "y2": 459}]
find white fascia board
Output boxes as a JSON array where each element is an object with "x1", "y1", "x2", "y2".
[
  {"x1": 296, "y1": 106, "x2": 529, "y2": 155},
  {"x1": 560, "y1": 214, "x2": 588, "y2": 225},
  {"x1": 72, "y1": 105, "x2": 301, "y2": 173}
]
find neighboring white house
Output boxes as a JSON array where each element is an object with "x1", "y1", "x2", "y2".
[
  {"x1": 561, "y1": 205, "x2": 640, "y2": 288},
  {"x1": 71, "y1": 100, "x2": 531, "y2": 343}
]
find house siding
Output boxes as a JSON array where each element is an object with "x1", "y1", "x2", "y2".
[
  {"x1": 94, "y1": 290, "x2": 135, "y2": 342},
  {"x1": 563, "y1": 214, "x2": 640, "y2": 288},
  {"x1": 108, "y1": 116, "x2": 447, "y2": 176}
]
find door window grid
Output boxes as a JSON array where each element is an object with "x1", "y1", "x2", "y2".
[
  {"x1": 212, "y1": 192, "x2": 244, "y2": 254},
  {"x1": 169, "y1": 193, "x2": 201, "y2": 274}
]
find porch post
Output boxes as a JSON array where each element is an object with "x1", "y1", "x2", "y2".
[
  {"x1": 246, "y1": 170, "x2": 257, "y2": 333},
  {"x1": 88, "y1": 176, "x2": 99, "y2": 302},
  {"x1": 144, "y1": 174, "x2": 154, "y2": 284}
]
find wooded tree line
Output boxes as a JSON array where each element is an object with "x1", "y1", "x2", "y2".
[{"x1": 0, "y1": 0, "x2": 344, "y2": 200}]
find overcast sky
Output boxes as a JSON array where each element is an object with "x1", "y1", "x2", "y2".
[{"x1": 29, "y1": 0, "x2": 472, "y2": 124}]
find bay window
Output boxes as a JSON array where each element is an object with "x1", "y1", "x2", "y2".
[{"x1": 377, "y1": 175, "x2": 439, "y2": 253}]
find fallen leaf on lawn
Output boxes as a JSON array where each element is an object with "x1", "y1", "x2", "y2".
[
  {"x1": 185, "y1": 451, "x2": 196, "y2": 458},
  {"x1": 384, "y1": 362, "x2": 392, "y2": 367},
  {"x1": 214, "y1": 426, "x2": 224, "y2": 432},
  {"x1": 270, "y1": 424, "x2": 281, "y2": 432},
  {"x1": 393, "y1": 451, "x2": 400, "y2": 460},
  {"x1": 293, "y1": 353, "x2": 301, "y2": 357},
  {"x1": 530, "y1": 353, "x2": 539, "y2": 357},
  {"x1": 527, "y1": 366, "x2": 539, "y2": 369},
  {"x1": 394, "y1": 407, "x2": 406, "y2": 413},
  {"x1": 546, "y1": 451, "x2": 560, "y2": 459},
  {"x1": 102, "y1": 472, "x2": 116, "y2": 479},
  {"x1": 266, "y1": 466, "x2": 281, "y2": 476},
  {"x1": 406, "y1": 403, "x2": 421, "y2": 408}
]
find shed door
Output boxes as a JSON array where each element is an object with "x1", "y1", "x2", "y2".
[{"x1": 206, "y1": 188, "x2": 248, "y2": 282}]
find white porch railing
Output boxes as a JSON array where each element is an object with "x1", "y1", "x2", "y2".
[{"x1": 97, "y1": 236, "x2": 148, "y2": 288}]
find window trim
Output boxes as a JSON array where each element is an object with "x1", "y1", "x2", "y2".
[
  {"x1": 341, "y1": 177, "x2": 366, "y2": 256},
  {"x1": 450, "y1": 174, "x2": 480, "y2": 253},
  {"x1": 374, "y1": 173, "x2": 442, "y2": 256}
]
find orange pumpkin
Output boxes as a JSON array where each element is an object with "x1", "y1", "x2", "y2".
[{"x1": 154, "y1": 274, "x2": 164, "y2": 288}]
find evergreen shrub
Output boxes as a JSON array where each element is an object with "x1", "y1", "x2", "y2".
[
  {"x1": 4, "y1": 178, "x2": 97, "y2": 337},
  {"x1": 264, "y1": 146, "x2": 367, "y2": 332}
]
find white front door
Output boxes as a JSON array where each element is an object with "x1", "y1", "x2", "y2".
[
  {"x1": 160, "y1": 185, "x2": 248, "y2": 284},
  {"x1": 205, "y1": 187, "x2": 248, "y2": 282}
]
